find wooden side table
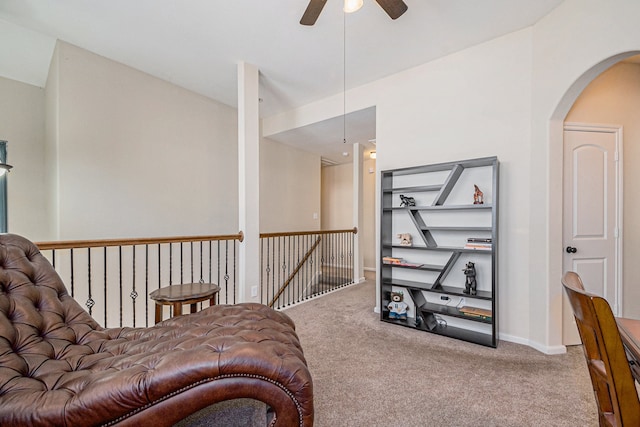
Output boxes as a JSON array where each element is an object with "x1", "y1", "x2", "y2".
[{"x1": 150, "y1": 282, "x2": 221, "y2": 324}]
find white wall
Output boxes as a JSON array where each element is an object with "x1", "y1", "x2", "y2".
[
  {"x1": 321, "y1": 158, "x2": 377, "y2": 270},
  {"x1": 7, "y1": 38, "x2": 324, "y2": 260},
  {"x1": 50, "y1": 42, "x2": 239, "y2": 239},
  {"x1": 260, "y1": 137, "x2": 321, "y2": 233},
  {"x1": 565, "y1": 61, "x2": 640, "y2": 318},
  {"x1": 0, "y1": 76, "x2": 48, "y2": 240},
  {"x1": 362, "y1": 158, "x2": 376, "y2": 270},
  {"x1": 45, "y1": 43, "x2": 59, "y2": 241},
  {"x1": 267, "y1": 28, "x2": 534, "y2": 344},
  {"x1": 376, "y1": 29, "x2": 533, "y2": 344},
  {"x1": 321, "y1": 163, "x2": 353, "y2": 230}
]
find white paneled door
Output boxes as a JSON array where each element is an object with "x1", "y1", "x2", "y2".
[{"x1": 562, "y1": 123, "x2": 622, "y2": 346}]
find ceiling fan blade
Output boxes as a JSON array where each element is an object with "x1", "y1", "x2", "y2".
[
  {"x1": 374, "y1": 0, "x2": 408, "y2": 20},
  {"x1": 300, "y1": 0, "x2": 328, "y2": 26}
]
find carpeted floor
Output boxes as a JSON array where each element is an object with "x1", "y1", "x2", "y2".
[{"x1": 283, "y1": 276, "x2": 598, "y2": 427}]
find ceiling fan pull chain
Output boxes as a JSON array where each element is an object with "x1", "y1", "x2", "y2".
[{"x1": 343, "y1": 9, "x2": 347, "y2": 144}]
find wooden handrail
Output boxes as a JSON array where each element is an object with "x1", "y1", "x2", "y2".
[
  {"x1": 35, "y1": 231, "x2": 244, "y2": 250},
  {"x1": 35, "y1": 228, "x2": 355, "y2": 250},
  {"x1": 260, "y1": 227, "x2": 357, "y2": 239},
  {"x1": 268, "y1": 236, "x2": 322, "y2": 308}
]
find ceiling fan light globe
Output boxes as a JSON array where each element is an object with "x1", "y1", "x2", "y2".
[
  {"x1": 0, "y1": 163, "x2": 12, "y2": 176},
  {"x1": 344, "y1": 0, "x2": 364, "y2": 13}
]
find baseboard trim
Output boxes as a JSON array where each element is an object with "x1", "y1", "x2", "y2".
[
  {"x1": 499, "y1": 333, "x2": 567, "y2": 355},
  {"x1": 278, "y1": 280, "x2": 362, "y2": 312}
]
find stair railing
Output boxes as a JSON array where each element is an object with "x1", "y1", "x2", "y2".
[
  {"x1": 36, "y1": 232, "x2": 244, "y2": 328},
  {"x1": 259, "y1": 228, "x2": 357, "y2": 309},
  {"x1": 267, "y1": 236, "x2": 322, "y2": 308}
]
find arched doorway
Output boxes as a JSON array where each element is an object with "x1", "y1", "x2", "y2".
[{"x1": 548, "y1": 51, "x2": 640, "y2": 345}]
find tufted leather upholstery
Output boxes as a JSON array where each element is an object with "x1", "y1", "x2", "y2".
[{"x1": 0, "y1": 234, "x2": 313, "y2": 426}]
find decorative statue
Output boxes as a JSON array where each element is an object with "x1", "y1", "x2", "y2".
[
  {"x1": 473, "y1": 185, "x2": 484, "y2": 204},
  {"x1": 397, "y1": 233, "x2": 412, "y2": 246},
  {"x1": 399, "y1": 195, "x2": 416, "y2": 207},
  {"x1": 387, "y1": 291, "x2": 409, "y2": 320},
  {"x1": 462, "y1": 261, "x2": 477, "y2": 295}
]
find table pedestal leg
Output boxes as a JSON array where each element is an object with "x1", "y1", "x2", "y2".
[
  {"x1": 190, "y1": 303, "x2": 197, "y2": 314},
  {"x1": 155, "y1": 303, "x2": 162, "y2": 324},
  {"x1": 173, "y1": 302, "x2": 182, "y2": 317},
  {"x1": 210, "y1": 297, "x2": 216, "y2": 306}
]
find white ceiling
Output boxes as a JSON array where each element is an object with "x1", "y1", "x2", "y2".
[{"x1": 0, "y1": 0, "x2": 564, "y2": 164}]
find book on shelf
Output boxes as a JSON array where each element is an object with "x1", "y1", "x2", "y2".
[
  {"x1": 396, "y1": 262, "x2": 424, "y2": 268},
  {"x1": 459, "y1": 306, "x2": 492, "y2": 320},
  {"x1": 464, "y1": 237, "x2": 492, "y2": 250},
  {"x1": 464, "y1": 243, "x2": 492, "y2": 250},
  {"x1": 382, "y1": 257, "x2": 423, "y2": 268},
  {"x1": 466, "y1": 237, "x2": 492, "y2": 243}
]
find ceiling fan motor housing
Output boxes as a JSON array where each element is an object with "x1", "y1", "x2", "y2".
[{"x1": 300, "y1": 0, "x2": 408, "y2": 26}]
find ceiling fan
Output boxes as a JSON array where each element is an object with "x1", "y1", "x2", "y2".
[{"x1": 300, "y1": 0, "x2": 408, "y2": 26}]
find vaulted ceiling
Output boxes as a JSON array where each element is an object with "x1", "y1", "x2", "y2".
[{"x1": 0, "y1": 0, "x2": 564, "y2": 163}]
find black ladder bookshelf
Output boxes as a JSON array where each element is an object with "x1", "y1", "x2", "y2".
[{"x1": 380, "y1": 157, "x2": 499, "y2": 347}]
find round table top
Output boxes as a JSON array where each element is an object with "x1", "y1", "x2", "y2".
[{"x1": 149, "y1": 282, "x2": 220, "y2": 303}]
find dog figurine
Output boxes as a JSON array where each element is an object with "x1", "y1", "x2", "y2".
[
  {"x1": 397, "y1": 233, "x2": 412, "y2": 246},
  {"x1": 399, "y1": 195, "x2": 416, "y2": 207}
]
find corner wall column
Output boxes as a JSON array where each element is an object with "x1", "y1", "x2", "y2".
[{"x1": 238, "y1": 61, "x2": 260, "y2": 303}]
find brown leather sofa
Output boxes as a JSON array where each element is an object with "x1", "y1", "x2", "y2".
[{"x1": 0, "y1": 234, "x2": 313, "y2": 426}]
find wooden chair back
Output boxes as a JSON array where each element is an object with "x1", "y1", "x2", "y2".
[{"x1": 562, "y1": 271, "x2": 640, "y2": 426}]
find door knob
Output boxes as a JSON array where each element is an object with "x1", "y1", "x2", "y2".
[{"x1": 566, "y1": 246, "x2": 577, "y2": 254}]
